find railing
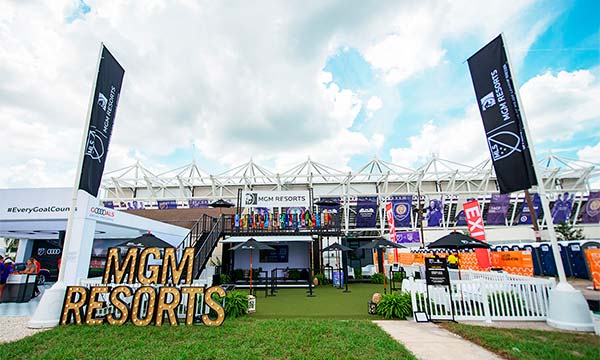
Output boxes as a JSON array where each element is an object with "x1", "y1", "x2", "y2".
[
  {"x1": 179, "y1": 214, "x2": 216, "y2": 249},
  {"x1": 220, "y1": 213, "x2": 341, "y2": 235},
  {"x1": 447, "y1": 269, "x2": 547, "y2": 282},
  {"x1": 403, "y1": 276, "x2": 555, "y2": 322},
  {"x1": 194, "y1": 216, "x2": 224, "y2": 278}
]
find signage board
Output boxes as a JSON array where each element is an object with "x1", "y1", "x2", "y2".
[
  {"x1": 241, "y1": 191, "x2": 309, "y2": 208},
  {"x1": 0, "y1": 188, "x2": 71, "y2": 220},
  {"x1": 425, "y1": 257, "x2": 450, "y2": 286}
]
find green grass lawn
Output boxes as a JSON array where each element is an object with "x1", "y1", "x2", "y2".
[
  {"x1": 443, "y1": 323, "x2": 600, "y2": 360},
  {"x1": 0, "y1": 318, "x2": 416, "y2": 359},
  {"x1": 250, "y1": 283, "x2": 386, "y2": 319}
]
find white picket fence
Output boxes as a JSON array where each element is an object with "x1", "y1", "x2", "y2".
[
  {"x1": 402, "y1": 275, "x2": 555, "y2": 322},
  {"x1": 78, "y1": 278, "x2": 209, "y2": 319}
]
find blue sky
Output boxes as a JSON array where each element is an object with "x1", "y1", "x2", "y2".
[{"x1": 0, "y1": 0, "x2": 598, "y2": 187}]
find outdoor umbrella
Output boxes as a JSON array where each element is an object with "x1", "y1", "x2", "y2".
[
  {"x1": 358, "y1": 238, "x2": 406, "y2": 293},
  {"x1": 427, "y1": 232, "x2": 491, "y2": 249},
  {"x1": 315, "y1": 198, "x2": 341, "y2": 207},
  {"x1": 427, "y1": 232, "x2": 491, "y2": 288},
  {"x1": 209, "y1": 199, "x2": 235, "y2": 208},
  {"x1": 117, "y1": 232, "x2": 173, "y2": 248},
  {"x1": 358, "y1": 237, "x2": 406, "y2": 250},
  {"x1": 322, "y1": 243, "x2": 353, "y2": 291},
  {"x1": 229, "y1": 238, "x2": 274, "y2": 293}
]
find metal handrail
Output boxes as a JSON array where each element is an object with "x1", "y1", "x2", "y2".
[{"x1": 194, "y1": 215, "x2": 224, "y2": 277}]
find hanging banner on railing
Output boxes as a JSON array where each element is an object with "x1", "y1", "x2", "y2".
[
  {"x1": 242, "y1": 190, "x2": 309, "y2": 208},
  {"x1": 584, "y1": 248, "x2": 600, "y2": 290},
  {"x1": 188, "y1": 199, "x2": 209, "y2": 208},
  {"x1": 486, "y1": 194, "x2": 511, "y2": 225},
  {"x1": 425, "y1": 197, "x2": 443, "y2": 227},
  {"x1": 392, "y1": 195, "x2": 412, "y2": 227},
  {"x1": 396, "y1": 231, "x2": 421, "y2": 244},
  {"x1": 454, "y1": 196, "x2": 472, "y2": 226},
  {"x1": 490, "y1": 250, "x2": 533, "y2": 276},
  {"x1": 581, "y1": 191, "x2": 600, "y2": 224},
  {"x1": 356, "y1": 197, "x2": 378, "y2": 228},
  {"x1": 385, "y1": 202, "x2": 397, "y2": 240},
  {"x1": 518, "y1": 193, "x2": 541, "y2": 225},
  {"x1": 551, "y1": 192, "x2": 574, "y2": 224},
  {"x1": 157, "y1": 200, "x2": 178, "y2": 210},
  {"x1": 463, "y1": 200, "x2": 486, "y2": 241}
]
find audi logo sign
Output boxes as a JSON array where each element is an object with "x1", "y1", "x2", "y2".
[
  {"x1": 89, "y1": 207, "x2": 115, "y2": 218},
  {"x1": 38, "y1": 248, "x2": 61, "y2": 256}
]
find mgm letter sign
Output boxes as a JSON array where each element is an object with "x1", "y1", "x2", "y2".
[{"x1": 60, "y1": 247, "x2": 226, "y2": 326}]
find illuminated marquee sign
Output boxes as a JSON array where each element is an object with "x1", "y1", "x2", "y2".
[{"x1": 60, "y1": 247, "x2": 226, "y2": 326}]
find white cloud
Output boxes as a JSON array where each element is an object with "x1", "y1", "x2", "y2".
[
  {"x1": 390, "y1": 68, "x2": 600, "y2": 168},
  {"x1": 577, "y1": 142, "x2": 600, "y2": 164},
  {"x1": 360, "y1": 0, "x2": 542, "y2": 84},
  {"x1": 366, "y1": 96, "x2": 383, "y2": 118},
  {"x1": 520, "y1": 70, "x2": 600, "y2": 144},
  {"x1": 0, "y1": 0, "x2": 577, "y2": 188},
  {"x1": 389, "y1": 106, "x2": 488, "y2": 168}
]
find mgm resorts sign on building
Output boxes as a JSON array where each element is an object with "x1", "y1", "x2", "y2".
[
  {"x1": 60, "y1": 247, "x2": 226, "y2": 327},
  {"x1": 242, "y1": 190, "x2": 310, "y2": 208}
]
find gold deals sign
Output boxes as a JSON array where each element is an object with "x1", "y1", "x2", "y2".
[{"x1": 60, "y1": 247, "x2": 226, "y2": 326}]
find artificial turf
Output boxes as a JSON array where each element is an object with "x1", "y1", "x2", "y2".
[{"x1": 249, "y1": 283, "x2": 386, "y2": 319}]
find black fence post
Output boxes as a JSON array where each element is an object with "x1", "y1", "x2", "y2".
[{"x1": 307, "y1": 267, "x2": 315, "y2": 297}]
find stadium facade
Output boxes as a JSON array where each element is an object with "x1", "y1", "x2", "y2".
[{"x1": 101, "y1": 152, "x2": 600, "y2": 245}]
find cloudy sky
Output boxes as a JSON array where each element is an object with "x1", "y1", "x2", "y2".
[{"x1": 1, "y1": 0, "x2": 598, "y2": 188}]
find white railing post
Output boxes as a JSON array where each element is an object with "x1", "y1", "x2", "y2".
[{"x1": 479, "y1": 279, "x2": 492, "y2": 323}]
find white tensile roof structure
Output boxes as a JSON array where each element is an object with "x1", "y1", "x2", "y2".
[{"x1": 102, "y1": 153, "x2": 598, "y2": 200}]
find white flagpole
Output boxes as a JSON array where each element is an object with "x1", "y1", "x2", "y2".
[
  {"x1": 500, "y1": 33, "x2": 567, "y2": 284},
  {"x1": 57, "y1": 43, "x2": 103, "y2": 282},
  {"x1": 502, "y1": 33, "x2": 592, "y2": 331},
  {"x1": 29, "y1": 43, "x2": 104, "y2": 328}
]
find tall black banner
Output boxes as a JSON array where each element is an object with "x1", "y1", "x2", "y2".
[
  {"x1": 79, "y1": 45, "x2": 125, "y2": 197},
  {"x1": 467, "y1": 35, "x2": 537, "y2": 194}
]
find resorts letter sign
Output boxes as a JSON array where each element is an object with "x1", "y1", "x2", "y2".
[
  {"x1": 60, "y1": 247, "x2": 226, "y2": 326},
  {"x1": 242, "y1": 190, "x2": 309, "y2": 208}
]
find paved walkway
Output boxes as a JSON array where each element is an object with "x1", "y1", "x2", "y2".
[{"x1": 374, "y1": 320, "x2": 502, "y2": 360}]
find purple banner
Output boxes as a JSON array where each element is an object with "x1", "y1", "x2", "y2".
[
  {"x1": 455, "y1": 197, "x2": 475, "y2": 226},
  {"x1": 487, "y1": 194, "x2": 511, "y2": 225},
  {"x1": 356, "y1": 197, "x2": 378, "y2": 228},
  {"x1": 157, "y1": 200, "x2": 178, "y2": 210},
  {"x1": 425, "y1": 197, "x2": 443, "y2": 227},
  {"x1": 396, "y1": 231, "x2": 420, "y2": 244},
  {"x1": 125, "y1": 200, "x2": 144, "y2": 210},
  {"x1": 392, "y1": 195, "x2": 412, "y2": 227},
  {"x1": 551, "y1": 192, "x2": 574, "y2": 224},
  {"x1": 582, "y1": 191, "x2": 600, "y2": 224},
  {"x1": 319, "y1": 198, "x2": 341, "y2": 228},
  {"x1": 188, "y1": 199, "x2": 209, "y2": 208},
  {"x1": 518, "y1": 193, "x2": 541, "y2": 225}
]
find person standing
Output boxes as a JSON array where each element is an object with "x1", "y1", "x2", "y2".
[
  {"x1": 0, "y1": 256, "x2": 7, "y2": 301},
  {"x1": 447, "y1": 252, "x2": 459, "y2": 269}
]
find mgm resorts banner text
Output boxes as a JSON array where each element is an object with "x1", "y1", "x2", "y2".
[
  {"x1": 60, "y1": 247, "x2": 225, "y2": 327},
  {"x1": 467, "y1": 34, "x2": 537, "y2": 194},
  {"x1": 79, "y1": 46, "x2": 125, "y2": 198},
  {"x1": 242, "y1": 190, "x2": 309, "y2": 208}
]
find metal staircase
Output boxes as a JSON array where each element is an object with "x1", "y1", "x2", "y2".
[{"x1": 178, "y1": 214, "x2": 224, "y2": 278}]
